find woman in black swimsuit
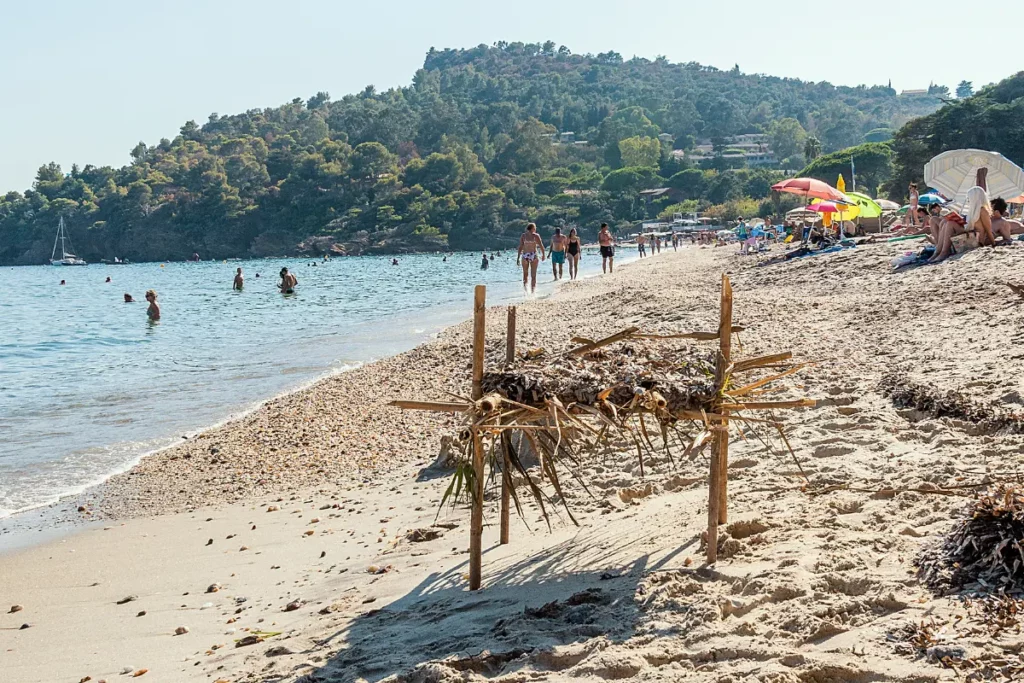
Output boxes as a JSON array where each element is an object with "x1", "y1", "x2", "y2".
[{"x1": 566, "y1": 228, "x2": 582, "y2": 280}]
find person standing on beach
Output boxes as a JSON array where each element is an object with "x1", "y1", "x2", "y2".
[
  {"x1": 671, "y1": 232, "x2": 678, "y2": 251},
  {"x1": 145, "y1": 290, "x2": 160, "y2": 321},
  {"x1": 637, "y1": 233, "x2": 647, "y2": 258},
  {"x1": 598, "y1": 223, "x2": 614, "y2": 274},
  {"x1": 654, "y1": 234, "x2": 661, "y2": 254},
  {"x1": 908, "y1": 183, "x2": 920, "y2": 227},
  {"x1": 549, "y1": 228, "x2": 567, "y2": 280},
  {"x1": 517, "y1": 223, "x2": 546, "y2": 292},
  {"x1": 566, "y1": 228, "x2": 581, "y2": 280},
  {"x1": 233, "y1": 267, "x2": 244, "y2": 290}
]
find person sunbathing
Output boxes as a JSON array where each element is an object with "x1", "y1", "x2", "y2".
[
  {"x1": 991, "y1": 197, "x2": 1024, "y2": 244},
  {"x1": 929, "y1": 186, "x2": 992, "y2": 263}
]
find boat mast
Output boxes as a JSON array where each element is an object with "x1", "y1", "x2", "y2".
[
  {"x1": 51, "y1": 218, "x2": 62, "y2": 261},
  {"x1": 60, "y1": 217, "x2": 68, "y2": 260}
]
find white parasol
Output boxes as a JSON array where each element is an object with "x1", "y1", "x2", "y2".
[{"x1": 924, "y1": 149, "x2": 1024, "y2": 202}]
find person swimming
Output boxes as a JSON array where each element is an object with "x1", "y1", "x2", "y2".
[
  {"x1": 105, "y1": 276, "x2": 111, "y2": 283},
  {"x1": 279, "y1": 267, "x2": 297, "y2": 293},
  {"x1": 60, "y1": 279, "x2": 66, "y2": 286},
  {"x1": 124, "y1": 293, "x2": 134, "y2": 302},
  {"x1": 233, "y1": 267, "x2": 244, "y2": 290},
  {"x1": 145, "y1": 290, "x2": 160, "y2": 320}
]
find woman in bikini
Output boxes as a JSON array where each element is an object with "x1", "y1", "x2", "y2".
[
  {"x1": 566, "y1": 228, "x2": 582, "y2": 280},
  {"x1": 929, "y1": 186, "x2": 992, "y2": 263},
  {"x1": 517, "y1": 223, "x2": 545, "y2": 292},
  {"x1": 908, "y1": 183, "x2": 920, "y2": 227}
]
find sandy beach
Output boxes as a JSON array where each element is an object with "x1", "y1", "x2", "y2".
[{"x1": 5, "y1": 239, "x2": 1024, "y2": 683}]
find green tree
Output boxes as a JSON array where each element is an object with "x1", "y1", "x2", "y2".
[
  {"x1": 804, "y1": 136, "x2": 822, "y2": 161},
  {"x1": 617, "y1": 136, "x2": 661, "y2": 168},
  {"x1": 956, "y1": 81, "x2": 974, "y2": 99},
  {"x1": 768, "y1": 118, "x2": 806, "y2": 162}
]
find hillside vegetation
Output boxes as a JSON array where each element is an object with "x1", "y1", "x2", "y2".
[{"x1": 0, "y1": 42, "x2": 945, "y2": 264}]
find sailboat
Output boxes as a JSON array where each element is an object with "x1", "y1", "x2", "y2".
[{"x1": 50, "y1": 217, "x2": 87, "y2": 266}]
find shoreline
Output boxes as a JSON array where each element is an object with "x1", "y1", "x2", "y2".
[
  {"x1": 9, "y1": 240, "x2": 1021, "y2": 682},
  {"x1": 0, "y1": 245, "x2": 647, "y2": 547}
]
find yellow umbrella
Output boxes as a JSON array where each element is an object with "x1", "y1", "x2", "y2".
[{"x1": 836, "y1": 174, "x2": 846, "y2": 194}]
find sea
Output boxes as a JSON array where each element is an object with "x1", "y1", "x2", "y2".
[{"x1": 0, "y1": 247, "x2": 639, "y2": 527}]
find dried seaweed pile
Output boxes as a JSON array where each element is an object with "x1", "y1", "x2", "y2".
[
  {"x1": 881, "y1": 373, "x2": 1024, "y2": 434},
  {"x1": 482, "y1": 342, "x2": 717, "y2": 414},
  {"x1": 919, "y1": 485, "x2": 1024, "y2": 594}
]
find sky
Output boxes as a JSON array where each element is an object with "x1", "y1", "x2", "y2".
[{"x1": 2, "y1": 0, "x2": 1021, "y2": 192}]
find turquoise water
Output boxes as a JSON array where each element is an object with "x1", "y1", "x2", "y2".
[{"x1": 0, "y1": 248, "x2": 637, "y2": 518}]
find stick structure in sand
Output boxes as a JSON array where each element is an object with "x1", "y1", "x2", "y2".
[{"x1": 391, "y1": 275, "x2": 815, "y2": 587}]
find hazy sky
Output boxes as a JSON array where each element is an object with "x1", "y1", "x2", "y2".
[{"x1": 2, "y1": 0, "x2": 1021, "y2": 191}]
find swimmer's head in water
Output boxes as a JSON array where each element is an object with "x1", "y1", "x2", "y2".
[
  {"x1": 527, "y1": 223, "x2": 536, "y2": 232},
  {"x1": 124, "y1": 293, "x2": 133, "y2": 302},
  {"x1": 145, "y1": 289, "x2": 157, "y2": 301}
]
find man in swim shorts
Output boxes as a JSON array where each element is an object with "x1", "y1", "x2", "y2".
[
  {"x1": 549, "y1": 228, "x2": 567, "y2": 280},
  {"x1": 279, "y1": 267, "x2": 297, "y2": 293},
  {"x1": 637, "y1": 233, "x2": 647, "y2": 257},
  {"x1": 517, "y1": 223, "x2": 546, "y2": 291},
  {"x1": 233, "y1": 267, "x2": 244, "y2": 290},
  {"x1": 598, "y1": 223, "x2": 614, "y2": 274}
]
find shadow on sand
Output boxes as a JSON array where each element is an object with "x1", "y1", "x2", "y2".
[{"x1": 293, "y1": 520, "x2": 698, "y2": 682}]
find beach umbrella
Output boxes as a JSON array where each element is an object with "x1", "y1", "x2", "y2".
[
  {"x1": 806, "y1": 201, "x2": 860, "y2": 222},
  {"x1": 844, "y1": 191, "x2": 883, "y2": 219},
  {"x1": 875, "y1": 199, "x2": 901, "y2": 212},
  {"x1": 917, "y1": 192, "x2": 947, "y2": 205},
  {"x1": 1007, "y1": 194, "x2": 1024, "y2": 204},
  {"x1": 925, "y1": 149, "x2": 1024, "y2": 202},
  {"x1": 772, "y1": 177, "x2": 851, "y2": 203},
  {"x1": 837, "y1": 174, "x2": 846, "y2": 194}
]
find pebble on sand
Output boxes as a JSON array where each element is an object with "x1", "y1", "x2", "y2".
[
  {"x1": 116, "y1": 595, "x2": 138, "y2": 605},
  {"x1": 9, "y1": 605, "x2": 23, "y2": 613},
  {"x1": 206, "y1": 583, "x2": 221, "y2": 593},
  {"x1": 174, "y1": 626, "x2": 189, "y2": 635}
]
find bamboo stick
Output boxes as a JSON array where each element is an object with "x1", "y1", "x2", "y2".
[
  {"x1": 717, "y1": 274, "x2": 733, "y2": 526},
  {"x1": 469, "y1": 285, "x2": 486, "y2": 591},
  {"x1": 500, "y1": 432, "x2": 511, "y2": 545},
  {"x1": 722, "y1": 399, "x2": 816, "y2": 411},
  {"x1": 732, "y1": 352, "x2": 793, "y2": 373},
  {"x1": 506, "y1": 306, "x2": 517, "y2": 365},
  {"x1": 567, "y1": 326, "x2": 640, "y2": 356},
  {"x1": 633, "y1": 325, "x2": 745, "y2": 341},
  {"x1": 390, "y1": 400, "x2": 469, "y2": 413}
]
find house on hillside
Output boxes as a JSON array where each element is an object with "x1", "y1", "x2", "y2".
[{"x1": 900, "y1": 89, "x2": 928, "y2": 97}]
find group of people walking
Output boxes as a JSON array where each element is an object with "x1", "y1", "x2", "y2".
[{"x1": 516, "y1": 223, "x2": 617, "y2": 292}]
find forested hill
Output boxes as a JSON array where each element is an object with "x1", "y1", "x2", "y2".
[{"x1": 0, "y1": 42, "x2": 944, "y2": 264}]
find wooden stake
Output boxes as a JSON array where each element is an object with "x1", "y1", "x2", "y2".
[
  {"x1": 718, "y1": 275, "x2": 733, "y2": 526},
  {"x1": 506, "y1": 306, "x2": 517, "y2": 365},
  {"x1": 708, "y1": 274, "x2": 732, "y2": 564},
  {"x1": 469, "y1": 285, "x2": 486, "y2": 590},
  {"x1": 500, "y1": 432, "x2": 511, "y2": 545}
]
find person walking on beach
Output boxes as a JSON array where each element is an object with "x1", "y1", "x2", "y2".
[
  {"x1": 654, "y1": 234, "x2": 661, "y2": 254},
  {"x1": 598, "y1": 223, "x2": 614, "y2": 274},
  {"x1": 549, "y1": 228, "x2": 567, "y2": 280},
  {"x1": 637, "y1": 233, "x2": 647, "y2": 258},
  {"x1": 233, "y1": 267, "x2": 244, "y2": 290},
  {"x1": 145, "y1": 290, "x2": 160, "y2": 321},
  {"x1": 279, "y1": 267, "x2": 297, "y2": 294},
  {"x1": 566, "y1": 228, "x2": 582, "y2": 280},
  {"x1": 671, "y1": 232, "x2": 678, "y2": 251},
  {"x1": 517, "y1": 223, "x2": 546, "y2": 292}
]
